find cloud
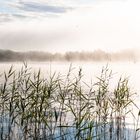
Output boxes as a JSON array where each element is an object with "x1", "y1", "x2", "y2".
[
  {"x1": 0, "y1": 14, "x2": 12, "y2": 22},
  {"x1": 0, "y1": 0, "x2": 140, "y2": 53},
  {"x1": 19, "y1": 2, "x2": 70, "y2": 13},
  {"x1": 0, "y1": 0, "x2": 72, "y2": 22},
  {"x1": 0, "y1": 13, "x2": 28, "y2": 23}
]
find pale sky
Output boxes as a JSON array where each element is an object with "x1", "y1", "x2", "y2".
[{"x1": 0, "y1": 0, "x2": 140, "y2": 53}]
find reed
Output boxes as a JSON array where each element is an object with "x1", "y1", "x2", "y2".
[{"x1": 0, "y1": 64, "x2": 139, "y2": 140}]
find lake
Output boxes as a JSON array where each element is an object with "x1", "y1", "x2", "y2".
[
  {"x1": 1, "y1": 62, "x2": 140, "y2": 109},
  {"x1": 0, "y1": 61, "x2": 140, "y2": 139},
  {"x1": 1, "y1": 61, "x2": 140, "y2": 91}
]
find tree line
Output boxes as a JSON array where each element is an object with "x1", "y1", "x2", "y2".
[{"x1": 0, "y1": 49, "x2": 138, "y2": 62}]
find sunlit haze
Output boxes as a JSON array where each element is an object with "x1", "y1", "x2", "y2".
[{"x1": 0, "y1": 0, "x2": 140, "y2": 53}]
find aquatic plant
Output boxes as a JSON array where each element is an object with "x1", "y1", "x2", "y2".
[{"x1": 0, "y1": 64, "x2": 139, "y2": 140}]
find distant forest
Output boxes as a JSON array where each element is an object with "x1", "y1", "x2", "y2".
[{"x1": 0, "y1": 49, "x2": 139, "y2": 62}]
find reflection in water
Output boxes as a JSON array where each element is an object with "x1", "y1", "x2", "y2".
[{"x1": 0, "y1": 62, "x2": 140, "y2": 139}]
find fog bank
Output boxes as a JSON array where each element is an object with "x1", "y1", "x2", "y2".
[{"x1": 0, "y1": 49, "x2": 139, "y2": 62}]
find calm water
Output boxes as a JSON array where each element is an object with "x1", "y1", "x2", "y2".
[
  {"x1": 0, "y1": 61, "x2": 140, "y2": 126},
  {"x1": 0, "y1": 61, "x2": 140, "y2": 91},
  {"x1": 0, "y1": 61, "x2": 140, "y2": 139}
]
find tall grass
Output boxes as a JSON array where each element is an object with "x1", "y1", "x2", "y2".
[{"x1": 0, "y1": 64, "x2": 139, "y2": 140}]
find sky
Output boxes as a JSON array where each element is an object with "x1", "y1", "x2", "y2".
[{"x1": 0, "y1": 0, "x2": 140, "y2": 53}]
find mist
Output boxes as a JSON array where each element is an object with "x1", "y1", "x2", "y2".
[
  {"x1": 1, "y1": 0, "x2": 140, "y2": 53},
  {"x1": 0, "y1": 49, "x2": 139, "y2": 62}
]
